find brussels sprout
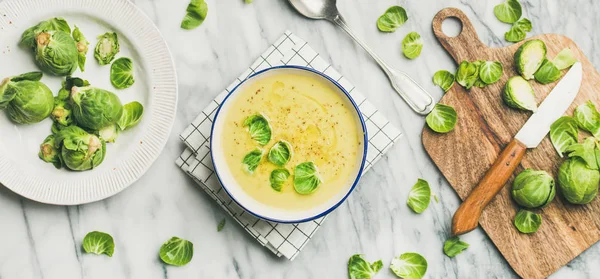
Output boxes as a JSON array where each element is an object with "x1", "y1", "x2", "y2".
[
  {"x1": 6, "y1": 80, "x2": 54, "y2": 124},
  {"x1": 503, "y1": 76, "x2": 537, "y2": 112},
  {"x1": 402, "y1": 32, "x2": 423, "y2": 59},
  {"x1": 425, "y1": 104, "x2": 457, "y2": 133},
  {"x1": 71, "y1": 86, "x2": 123, "y2": 130},
  {"x1": 494, "y1": 0, "x2": 522, "y2": 24},
  {"x1": 38, "y1": 135, "x2": 62, "y2": 169},
  {"x1": 549, "y1": 116, "x2": 579, "y2": 157},
  {"x1": 558, "y1": 157, "x2": 600, "y2": 204},
  {"x1": 55, "y1": 126, "x2": 106, "y2": 171},
  {"x1": 348, "y1": 254, "x2": 383, "y2": 279},
  {"x1": 505, "y1": 18, "x2": 532, "y2": 43},
  {"x1": 98, "y1": 124, "x2": 118, "y2": 143},
  {"x1": 110, "y1": 57, "x2": 135, "y2": 89},
  {"x1": 72, "y1": 25, "x2": 89, "y2": 72},
  {"x1": 181, "y1": 0, "x2": 209, "y2": 30},
  {"x1": 511, "y1": 169, "x2": 555, "y2": 208},
  {"x1": 117, "y1": 101, "x2": 144, "y2": 130},
  {"x1": 514, "y1": 39, "x2": 546, "y2": 80},
  {"x1": 534, "y1": 59, "x2": 561, "y2": 84},
  {"x1": 51, "y1": 97, "x2": 73, "y2": 126},
  {"x1": 34, "y1": 31, "x2": 79, "y2": 76},
  {"x1": 565, "y1": 137, "x2": 599, "y2": 170},
  {"x1": 0, "y1": 72, "x2": 43, "y2": 109},
  {"x1": 432, "y1": 70, "x2": 454, "y2": 92},
  {"x1": 20, "y1": 18, "x2": 71, "y2": 49},
  {"x1": 377, "y1": 6, "x2": 408, "y2": 32},
  {"x1": 455, "y1": 61, "x2": 479, "y2": 89},
  {"x1": 94, "y1": 32, "x2": 120, "y2": 65}
]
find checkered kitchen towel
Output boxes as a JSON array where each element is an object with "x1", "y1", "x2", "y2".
[{"x1": 176, "y1": 31, "x2": 402, "y2": 260}]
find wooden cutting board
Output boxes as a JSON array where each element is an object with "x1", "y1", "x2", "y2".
[{"x1": 422, "y1": 8, "x2": 600, "y2": 279}]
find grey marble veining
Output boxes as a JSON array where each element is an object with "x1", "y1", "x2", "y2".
[{"x1": 1, "y1": 0, "x2": 599, "y2": 278}]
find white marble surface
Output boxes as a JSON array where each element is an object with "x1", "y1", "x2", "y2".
[{"x1": 1, "y1": 0, "x2": 599, "y2": 278}]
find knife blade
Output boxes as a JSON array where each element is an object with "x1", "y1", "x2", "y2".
[
  {"x1": 451, "y1": 62, "x2": 583, "y2": 236},
  {"x1": 515, "y1": 62, "x2": 583, "y2": 148}
]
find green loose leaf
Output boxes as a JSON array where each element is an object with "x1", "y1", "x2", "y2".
[
  {"x1": 377, "y1": 6, "x2": 408, "y2": 32},
  {"x1": 72, "y1": 25, "x2": 89, "y2": 72},
  {"x1": 110, "y1": 57, "x2": 135, "y2": 89},
  {"x1": 390, "y1": 252, "x2": 428, "y2": 279},
  {"x1": 505, "y1": 18, "x2": 532, "y2": 43},
  {"x1": 494, "y1": 0, "x2": 522, "y2": 23},
  {"x1": 432, "y1": 70, "x2": 455, "y2": 92},
  {"x1": 565, "y1": 138, "x2": 599, "y2": 170},
  {"x1": 534, "y1": 59, "x2": 561, "y2": 84},
  {"x1": 407, "y1": 179, "x2": 431, "y2": 214},
  {"x1": 455, "y1": 61, "x2": 479, "y2": 89},
  {"x1": 293, "y1": 162, "x2": 322, "y2": 195},
  {"x1": 479, "y1": 61, "x2": 503, "y2": 84},
  {"x1": 513, "y1": 209, "x2": 542, "y2": 234},
  {"x1": 402, "y1": 32, "x2": 423, "y2": 59},
  {"x1": 574, "y1": 101, "x2": 600, "y2": 138},
  {"x1": 425, "y1": 104, "x2": 457, "y2": 133},
  {"x1": 552, "y1": 48, "x2": 577, "y2": 70},
  {"x1": 443, "y1": 237, "x2": 469, "y2": 258},
  {"x1": 270, "y1": 169, "x2": 290, "y2": 192},
  {"x1": 38, "y1": 135, "x2": 62, "y2": 169},
  {"x1": 549, "y1": 116, "x2": 579, "y2": 157},
  {"x1": 159, "y1": 237, "x2": 194, "y2": 266},
  {"x1": 117, "y1": 101, "x2": 144, "y2": 131},
  {"x1": 243, "y1": 114, "x2": 272, "y2": 146},
  {"x1": 217, "y1": 219, "x2": 226, "y2": 231},
  {"x1": 181, "y1": 0, "x2": 208, "y2": 30},
  {"x1": 94, "y1": 32, "x2": 120, "y2": 65},
  {"x1": 503, "y1": 76, "x2": 537, "y2": 112},
  {"x1": 82, "y1": 231, "x2": 115, "y2": 257},
  {"x1": 242, "y1": 148, "x2": 263, "y2": 174},
  {"x1": 268, "y1": 140, "x2": 292, "y2": 166},
  {"x1": 348, "y1": 254, "x2": 383, "y2": 279}
]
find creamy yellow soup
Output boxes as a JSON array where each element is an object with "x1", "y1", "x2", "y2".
[{"x1": 222, "y1": 71, "x2": 363, "y2": 211}]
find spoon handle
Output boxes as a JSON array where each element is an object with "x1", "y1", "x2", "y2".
[{"x1": 331, "y1": 15, "x2": 434, "y2": 115}]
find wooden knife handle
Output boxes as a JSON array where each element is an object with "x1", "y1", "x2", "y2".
[{"x1": 451, "y1": 138, "x2": 527, "y2": 236}]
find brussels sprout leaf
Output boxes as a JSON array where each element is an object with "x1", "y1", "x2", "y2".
[
  {"x1": 82, "y1": 231, "x2": 114, "y2": 257},
  {"x1": 181, "y1": 0, "x2": 209, "y2": 30},
  {"x1": 390, "y1": 252, "x2": 428, "y2": 279},
  {"x1": 217, "y1": 219, "x2": 226, "y2": 231},
  {"x1": 111, "y1": 57, "x2": 135, "y2": 89},
  {"x1": 425, "y1": 104, "x2": 457, "y2": 133},
  {"x1": 565, "y1": 138, "x2": 599, "y2": 170},
  {"x1": 479, "y1": 61, "x2": 503, "y2": 84},
  {"x1": 94, "y1": 32, "x2": 120, "y2": 65},
  {"x1": 534, "y1": 59, "x2": 561, "y2": 84},
  {"x1": 455, "y1": 61, "x2": 479, "y2": 89},
  {"x1": 407, "y1": 179, "x2": 431, "y2": 214},
  {"x1": 270, "y1": 169, "x2": 290, "y2": 192},
  {"x1": 293, "y1": 162, "x2": 322, "y2": 195},
  {"x1": 552, "y1": 48, "x2": 578, "y2": 70},
  {"x1": 11, "y1": 72, "x2": 43, "y2": 82},
  {"x1": 401, "y1": 32, "x2": 423, "y2": 59},
  {"x1": 245, "y1": 0, "x2": 254, "y2": 3},
  {"x1": 268, "y1": 141, "x2": 292, "y2": 166},
  {"x1": 505, "y1": 18, "x2": 532, "y2": 43},
  {"x1": 348, "y1": 254, "x2": 383, "y2": 279},
  {"x1": 72, "y1": 25, "x2": 89, "y2": 72},
  {"x1": 514, "y1": 209, "x2": 542, "y2": 234},
  {"x1": 243, "y1": 114, "x2": 271, "y2": 146},
  {"x1": 443, "y1": 237, "x2": 469, "y2": 258},
  {"x1": 377, "y1": 6, "x2": 408, "y2": 32},
  {"x1": 242, "y1": 148, "x2": 263, "y2": 174},
  {"x1": 549, "y1": 116, "x2": 579, "y2": 157},
  {"x1": 38, "y1": 135, "x2": 62, "y2": 169},
  {"x1": 574, "y1": 101, "x2": 600, "y2": 138},
  {"x1": 494, "y1": 0, "x2": 522, "y2": 24},
  {"x1": 159, "y1": 237, "x2": 194, "y2": 266},
  {"x1": 432, "y1": 70, "x2": 454, "y2": 92},
  {"x1": 117, "y1": 101, "x2": 144, "y2": 131}
]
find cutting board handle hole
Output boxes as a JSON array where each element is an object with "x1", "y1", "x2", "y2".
[{"x1": 441, "y1": 17, "x2": 463, "y2": 38}]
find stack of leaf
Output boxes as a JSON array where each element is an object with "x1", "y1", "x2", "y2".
[{"x1": 1, "y1": 17, "x2": 144, "y2": 172}]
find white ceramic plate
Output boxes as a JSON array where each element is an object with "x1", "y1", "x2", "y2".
[
  {"x1": 211, "y1": 66, "x2": 367, "y2": 223},
  {"x1": 0, "y1": 0, "x2": 177, "y2": 205}
]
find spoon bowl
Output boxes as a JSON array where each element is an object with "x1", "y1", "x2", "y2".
[{"x1": 288, "y1": 0, "x2": 338, "y2": 20}]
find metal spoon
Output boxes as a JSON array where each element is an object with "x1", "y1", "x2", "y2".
[{"x1": 288, "y1": 0, "x2": 434, "y2": 115}]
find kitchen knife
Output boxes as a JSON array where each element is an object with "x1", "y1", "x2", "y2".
[{"x1": 451, "y1": 62, "x2": 583, "y2": 236}]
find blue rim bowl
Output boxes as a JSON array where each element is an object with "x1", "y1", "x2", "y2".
[{"x1": 210, "y1": 65, "x2": 368, "y2": 223}]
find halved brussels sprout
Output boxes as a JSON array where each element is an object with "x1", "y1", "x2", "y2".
[
  {"x1": 34, "y1": 31, "x2": 79, "y2": 76},
  {"x1": 38, "y1": 134, "x2": 62, "y2": 169},
  {"x1": 71, "y1": 86, "x2": 123, "y2": 130},
  {"x1": 514, "y1": 39, "x2": 546, "y2": 80},
  {"x1": 0, "y1": 71, "x2": 43, "y2": 109},
  {"x1": 511, "y1": 169, "x2": 555, "y2": 208},
  {"x1": 20, "y1": 18, "x2": 71, "y2": 49},
  {"x1": 94, "y1": 32, "x2": 120, "y2": 65},
  {"x1": 6, "y1": 80, "x2": 54, "y2": 124},
  {"x1": 558, "y1": 157, "x2": 600, "y2": 205},
  {"x1": 55, "y1": 126, "x2": 106, "y2": 171},
  {"x1": 72, "y1": 25, "x2": 90, "y2": 72},
  {"x1": 503, "y1": 76, "x2": 537, "y2": 112}
]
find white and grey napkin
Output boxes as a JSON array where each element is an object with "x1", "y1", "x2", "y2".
[{"x1": 176, "y1": 31, "x2": 402, "y2": 260}]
